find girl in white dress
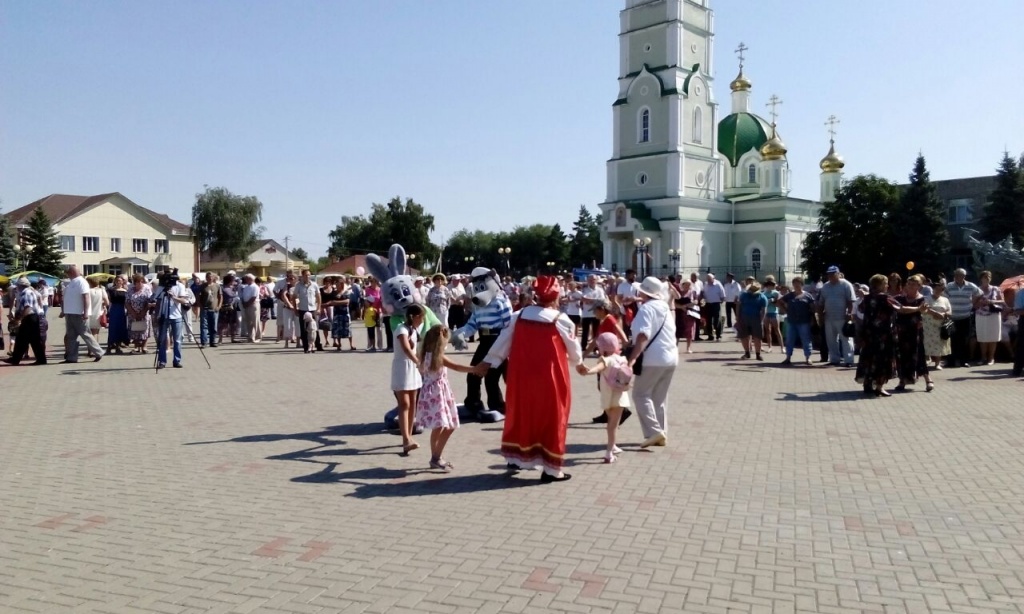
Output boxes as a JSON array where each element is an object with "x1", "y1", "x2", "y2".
[
  {"x1": 392, "y1": 305, "x2": 425, "y2": 454},
  {"x1": 415, "y1": 325, "x2": 474, "y2": 471}
]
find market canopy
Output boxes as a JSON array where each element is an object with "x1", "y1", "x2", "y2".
[
  {"x1": 100, "y1": 257, "x2": 151, "y2": 266},
  {"x1": 5, "y1": 270, "x2": 61, "y2": 284}
]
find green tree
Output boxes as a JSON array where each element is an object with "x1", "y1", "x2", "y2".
[
  {"x1": 291, "y1": 247, "x2": 309, "y2": 262},
  {"x1": 544, "y1": 223, "x2": 569, "y2": 270},
  {"x1": 892, "y1": 155, "x2": 950, "y2": 279},
  {"x1": 191, "y1": 186, "x2": 265, "y2": 262},
  {"x1": 0, "y1": 209, "x2": 16, "y2": 271},
  {"x1": 569, "y1": 205, "x2": 603, "y2": 269},
  {"x1": 22, "y1": 207, "x2": 64, "y2": 276},
  {"x1": 328, "y1": 196, "x2": 438, "y2": 262},
  {"x1": 801, "y1": 174, "x2": 900, "y2": 282},
  {"x1": 979, "y1": 151, "x2": 1024, "y2": 247}
]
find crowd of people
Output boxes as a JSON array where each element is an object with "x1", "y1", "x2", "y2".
[{"x1": 4, "y1": 260, "x2": 1020, "y2": 480}]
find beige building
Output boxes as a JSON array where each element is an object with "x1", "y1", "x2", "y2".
[
  {"x1": 7, "y1": 192, "x2": 193, "y2": 277},
  {"x1": 200, "y1": 239, "x2": 305, "y2": 279}
]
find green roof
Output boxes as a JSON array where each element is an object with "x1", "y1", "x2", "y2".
[
  {"x1": 625, "y1": 203, "x2": 661, "y2": 231},
  {"x1": 717, "y1": 112, "x2": 772, "y2": 166}
]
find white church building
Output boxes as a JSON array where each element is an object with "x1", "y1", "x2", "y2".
[{"x1": 599, "y1": 0, "x2": 846, "y2": 280}]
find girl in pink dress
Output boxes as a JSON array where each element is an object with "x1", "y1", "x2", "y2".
[{"x1": 416, "y1": 325, "x2": 474, "y2": 471}]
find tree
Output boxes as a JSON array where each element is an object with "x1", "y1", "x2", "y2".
[
  {"x1": 191, "y1": 186, "x2": 265, "y2": 262},
  {"x1": 22, "y1": 207, "x2": 64, "y2": 276},
  {"x1": 891, "y1": 155, "x2": 950, "y2": 279},
  {"x1": 801, "y1": 174, "x2": 900, "y2": 283},
  {"x1": 544, "y1": 223, "x2": 569, "y2": 269},
  {"x1": 328, "y1": 196, "x2": 438, "y2": 263},
  {"x1": 291, "y1": 247, "x2": 309, "y2": 262},
  {"x1": 0, "y1": 209, "x2": 16, "y2": 272},
  {"x1": 979, "y1": 151, "x2": 1024, "y2": 247},
  {"x1": 569, "y1": 205, "x2": 603, "y2": 269}
]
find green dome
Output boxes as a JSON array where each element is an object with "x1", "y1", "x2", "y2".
[{"x1": 717, "y1": 112, "x2": 772, "y2": 167}]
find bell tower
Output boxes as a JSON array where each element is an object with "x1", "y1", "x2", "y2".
[{"x1": 607, "y1": 0, "x2": 720, "y2": 205}]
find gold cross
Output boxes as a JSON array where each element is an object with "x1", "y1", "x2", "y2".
[
  {"x1": 766, "y1": 95, "x2": 783, "y2": 124},
  {"x1": 825, "y1": 115, "x2": 840, "y2": 141},
  {"x1": 735, "y1": 42, "x2": 749, "y2": 68}
]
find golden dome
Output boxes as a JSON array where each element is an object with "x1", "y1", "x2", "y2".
[
  {"x1": 819, "y1": 141, "x2": 845, "y2": 173},
  {"x1": 760, "y1": 125, "x2": 787, "y2": 160},
  {"x1": 729, "y1": 69, "x2": 752, "y2": 92}
]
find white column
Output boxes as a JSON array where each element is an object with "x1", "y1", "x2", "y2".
[{"x1": 603, "y1": 237, "x2": 613, "y2": 271}]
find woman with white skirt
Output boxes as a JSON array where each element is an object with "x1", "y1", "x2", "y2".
[{"x1": 973, "y1": 270, "x2": 1005, "y2": 365}]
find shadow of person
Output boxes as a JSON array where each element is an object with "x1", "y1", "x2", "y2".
[
  {"x1": 184, "y1": 423, "x2": 383, "y2": 447},
  {"x1": 776, "y1": 390, "x2": 867, "y2": 403},
  {"x1": 346, "y1": 472, "x2": 535, "y2": 499},
  {"x1": 292, "y1": 463, "x2": 423, "y2": 484}
]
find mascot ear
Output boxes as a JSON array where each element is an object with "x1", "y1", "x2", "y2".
[
  {"x1": 365, "y1": 254, "x2": 391, "y2": 283},
  {"x1": 389, "y1": 244, "x2": 407, "y2": 276}
]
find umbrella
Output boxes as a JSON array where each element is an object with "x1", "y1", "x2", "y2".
[
  {"x1": 999, "y1": 275, "x2": 1024, "y2": 292},
  {"x1": 0, "y1": 275, "x2": 9, "y2": 285},
  {"x1": 86, "y1": 272, "x2": 116, "y2": 283}
]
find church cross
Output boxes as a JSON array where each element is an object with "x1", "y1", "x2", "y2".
[
  {"x1": 766, "y1": 95, "x2": 783, "y2": 124},
  {"x1": 735, "y1": 42, "x2": 749, "y2": 68},
  {"x1": 825, "y1": 115, "x2": 840, "y2": 141}
]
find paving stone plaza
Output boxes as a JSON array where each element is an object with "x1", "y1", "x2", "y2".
[{"x1": 2, "y1": 316, "x2": 1023, "y2": 614}]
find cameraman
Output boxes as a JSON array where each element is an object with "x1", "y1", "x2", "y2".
[{"x1": 150, "y1": 271, "x2": 194, "y2": 369}]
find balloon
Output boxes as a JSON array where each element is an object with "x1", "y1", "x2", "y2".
[
  {"x1": 906, "y1": 261, "x2": 915, "y2": 270},
  {"x1": 356, "y1": 266, "x2": 366, "y2": 276}
]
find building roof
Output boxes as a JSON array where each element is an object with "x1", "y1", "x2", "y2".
[
  {"x1": 5, "y1": 193, "x2": 191, "y2": 235},
  {"x1": 717, "y1": 112, "x2": 772, "y2": 167},
  {"x1": 200, "y1": 239, "x2": 302, "y2": 265},
  {"x1": 319, "y1": 254, "x2": 419, "y2": 277}
]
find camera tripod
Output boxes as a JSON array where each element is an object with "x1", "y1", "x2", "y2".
[{"x1": 153, "y1": 290, "x2": 211, "y2": 374}]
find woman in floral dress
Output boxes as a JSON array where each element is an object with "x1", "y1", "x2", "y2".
[
  {"x1": 923, "y1": 280, "x2": 952, "y2": 369},
  {"x1": 856, "y1": 275, "x2": 899, "y2": 397},
  {"x1": 125, "y1": 274, "x2": 153, "y2": 353}
]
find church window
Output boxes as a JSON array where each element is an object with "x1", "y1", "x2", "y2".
[
  {"x1": 639, "y1": 108, "x2": 650, "y2": 143},
  {"x1": 750, "y1": 248, "x2": 762, "y2": 270},
  {"x1": 692, "y1": 107, "x2": 703, "y2": 143},
  {"x1": 747, "y1": 163, "x2": 757, "y2": 184},
  {"x1": 636, "y1": 172, "x2": 648, "y2": 186}
]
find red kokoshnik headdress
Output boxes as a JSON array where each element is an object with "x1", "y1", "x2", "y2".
[{"x1": 533, "y1": 275, "x2": 561, "y2": 304}]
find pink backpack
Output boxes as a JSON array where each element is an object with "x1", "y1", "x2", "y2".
[{"x1": 602, "y1": 357, "x2": 634, "y2": 391}]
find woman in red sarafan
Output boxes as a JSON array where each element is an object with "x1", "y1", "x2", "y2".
[{"x1": 477, "y1": 276, "x2": 584, "y2": 483}]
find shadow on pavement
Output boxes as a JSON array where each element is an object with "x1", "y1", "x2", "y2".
[
  {"x1": 776, "y1": 390, "x2": 867, "y2": 403},
  {"x1": 184, "y1": 422, "x2": 384, "y2": 447},
  {"x1": 345, "y1": 472, "x2": 535, "y2": 498}
]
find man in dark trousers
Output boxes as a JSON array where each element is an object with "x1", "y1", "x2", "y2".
[{"x1": 3, "y1": 277, "x2": 47, "y2": 366}]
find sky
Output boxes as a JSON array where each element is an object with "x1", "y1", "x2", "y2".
[{"x1": 2, "y1": 0, "x2": 1023, "y2": 258}]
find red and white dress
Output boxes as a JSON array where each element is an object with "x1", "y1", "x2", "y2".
[{"x1": 485, "y1": 306, "x2": 582, "y2": 474}]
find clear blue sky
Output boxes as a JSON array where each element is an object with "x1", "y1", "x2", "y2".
[{"x1": 2, "y1": 1, "x2": 1022, "y2": 257}]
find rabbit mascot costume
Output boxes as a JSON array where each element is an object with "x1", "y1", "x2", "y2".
[
  {"x1": 451, "y1": 267, "x2": 513, "y2": 423},
  {"x1": 366, "y1": 244, "x2": 442, "y2": 430}
]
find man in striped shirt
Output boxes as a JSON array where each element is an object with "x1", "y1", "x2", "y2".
[
  {"x1": 3, "y1": 277, "x2": 47, "y2": 366},
  {"x1": 454, "y1": 268, "x2": 513, "y2": 421},
  {"x1": 945, "y1": 268, "x2": 981, "y2": 368}
]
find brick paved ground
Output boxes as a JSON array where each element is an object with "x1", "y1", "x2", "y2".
[{"x1": 2, "y1": 314, "x2": 1023, "y2": 613}]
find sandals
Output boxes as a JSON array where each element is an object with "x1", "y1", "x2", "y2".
[
  {"x1": 429, "y1": 458, "x2": 453, "y2": 471},
  {"x1": 402, "y1": 442, "x2": 420, "y2": 455}
]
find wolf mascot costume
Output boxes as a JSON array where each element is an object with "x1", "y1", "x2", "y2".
[
  {"x1": 451, "y1": 267, "x2": 512, "y2": 423},
  {"x1": 365, "y1": 244, "x2": 442, "y2": 430}
]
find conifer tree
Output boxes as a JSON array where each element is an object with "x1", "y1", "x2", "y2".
[
  {"x1": 979, "y1": 151, "x2": 1024, "y2": 247},
  {"x1": 891, "y1": 155, "x2": 950, "y2": 279},
  {"x1": 22, "y1": 208, "x2": 65, "y2": 276},
  {"x1": 0, "y1": 210, "x2": 16, "y2": 271}
]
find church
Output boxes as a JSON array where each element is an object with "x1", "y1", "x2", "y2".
[{"x1": 599, "y1": 0, "x2": 846, "y2": 280}]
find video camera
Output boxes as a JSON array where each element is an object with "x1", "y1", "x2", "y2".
[{"x1": 157, "y1": 268, "x2": 180, "y2": 291}]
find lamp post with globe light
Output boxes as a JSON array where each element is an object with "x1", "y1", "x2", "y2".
[
  {"x1": 667, "y1": 248, "x2": 681, "y2": 276},
  {"x1": 497, "y1": 247, "x2": 511, "y2": 275},
  {"x1": 633, "y1": 237, "x2": 652, "y2": 277}
]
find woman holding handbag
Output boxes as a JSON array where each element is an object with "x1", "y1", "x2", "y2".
[
  {"x1": 627, "y1": 277, "x2": 677, "y2": 449},
  {"x1": 923, "y1": 280, "x2": 952, "y2": 370}
]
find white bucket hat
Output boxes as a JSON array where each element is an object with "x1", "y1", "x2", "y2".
[{"x1": 637, "y1": 276, "x2": 666, "y2": 300}]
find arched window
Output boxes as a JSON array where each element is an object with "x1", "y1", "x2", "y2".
[
  {"x1": 747, "y1": 163, "x2": 757, "y2": 184},
  {"x1": 692, "y1": 106, "x2": 703, "y2": 144},
  {"x1": 639, "y1": 108, "x2": 650, "y2": 143},
  {"x1": 750, "y1": 248, "x2": 762, "y2": 270}
]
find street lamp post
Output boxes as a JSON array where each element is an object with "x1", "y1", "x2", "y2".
[
  {"x1": 667, "y1": 249, "x2": 681, "y2": 276},
  {"x1": 633, "y1": 237, "x2": 652, "y2": 277},
  {"x1": 545, "y1": 261, "x2": 556, "y2": 272},
  {"x1": 497, "y1": 247, "x2": 511, "y2": 274},
  {"x1": 463, "y1": 255, "x2": 475, "y2": 271},
  {"x1": 407, "y1": 253, "x2": 416, "y2": 274}
]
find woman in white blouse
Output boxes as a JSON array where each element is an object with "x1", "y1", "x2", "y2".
[{"x1": 923, "y1": 280, "x2": 952, "y2": 370}]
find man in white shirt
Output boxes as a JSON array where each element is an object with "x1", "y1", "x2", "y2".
[
  {"x1": 580, "y1": 274, "x2": 607, "y2": 351},
  {"x1": 722, "y1": 273, "x2": 742, "y2": 328},
  {"x1": 151, "y1": 273, "x2": 193, "y2": 368},
  {"x1": 293, "y1": 269, "x2": 321, "y2": 353},
  {"x1": 615, "y1": 269, "x2": 641, "y2": 335},
  {"x1": 238, "y1": 273, "x2": 261, "y2": 343},
  {"x1": 60, "y1": 265, "x2": 104, "y2": 363},
  {"x1": 702, "y1": 273, "x2": 726, "y2": 341}
]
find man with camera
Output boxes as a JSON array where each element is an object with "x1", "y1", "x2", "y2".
[{"x1": 151, "y1": 270, "x2": 194, "y2": 369}]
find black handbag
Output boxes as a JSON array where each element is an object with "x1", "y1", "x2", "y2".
[
  {"x1": 259, "y1": 296, "x2": 274, "y2": 309},
  {"x1": 841, "y1": 319, "x2": 856, "y2": 338},
  {"x1": 940, "y1": 318, "x2": 954, "y2": 340}
]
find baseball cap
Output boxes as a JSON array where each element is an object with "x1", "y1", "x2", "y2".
[{"x1": 826, "y1": 265, "x2": 840, "y2": 274}]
